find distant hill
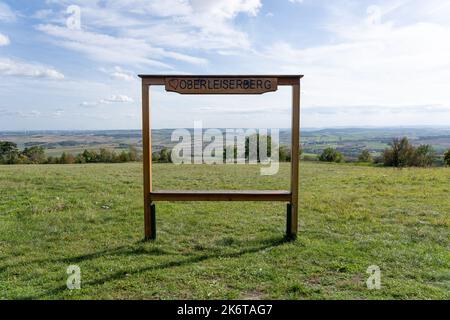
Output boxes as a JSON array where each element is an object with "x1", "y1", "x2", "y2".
[{"x1": 1, "y1": 127, "x2": 449, "y2": 158}]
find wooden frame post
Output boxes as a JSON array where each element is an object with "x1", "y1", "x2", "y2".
[
  {"x1": 289, "y1": 83, "x2": 301, "y2": 239},
  {"x1": 142, "y1": 82, "x2": 154, "y2": 240},
  {"x1": 139, "y1": 75, "x2": 303, "y2": 241}
]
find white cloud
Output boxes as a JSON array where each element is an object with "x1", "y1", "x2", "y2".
[
  {"x1": 51, "y1": 109, "x2": 65, "y2": 118},
  {"x1": 111, "y1": 71, "x2": 134, "y2": 82},
  {"x1": 0, "y1": 32, "x2": 10, "y2": 46},
  {"x1": 0, "y1": 109, "x2": 42, "y2": 118},
  {"x1": 32, "y1": 9, "x2": 54, "y2": 20},
  {"x1": 0, "y1": 2, "x2": 16, "y2": 22},
  {"x1": 100, "y1": 66, "x2": 136, "y2": 82},
  {"x1": 0, "y1": 58, "x2": 65, "y2": 80},
  {"x1": 124, "y1": 0, "x2": 262, "y2": 50},
  {"x1": 101, "y1": 94, "x2": 134, "y2": 103},
  {"x1": 259, "y1": 2, "x2": 450, "y2": 109},
  {"x1": 36, "y1": 24, "x2": 207, "y2": 68},
  {"x1": 110, "y1": 69, "x2": 134, "y2": 82},
  {"x1": 80, "y1": 101, "x2": 98, "y2": 107},
  {"x1": 38, "y1": 0, "x2": 262, "y2": 55},
  {"x1": 81, "y1": 94, "x2": 134, "y2": 107},
  {"x1": 21, "y1": 110, "x2": 42, "y2": 118}
]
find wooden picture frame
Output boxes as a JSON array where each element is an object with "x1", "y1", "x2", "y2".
[{"x1": 138, "y1": 75, "x2": 303, "y2": 240}]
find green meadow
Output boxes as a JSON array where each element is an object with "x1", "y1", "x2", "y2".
[{"x1": 0, "y1": 162, "x2": 448, "y2": 299}]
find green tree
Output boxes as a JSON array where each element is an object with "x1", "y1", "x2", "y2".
[
  {"x1": 59, "y1": 152, "x2": 67, "y2": 164},
  {"x1": 279, "y1": 146, "x2": 291, "y2": 162},
  {"x1": 383, "y1": 137, "x2": 415, "y2": 167},
  {"x1": 81, "y1": 149, "x2": 98, "y2": 163},
  {"x1": 128, "y1": 145, "x2": 138, "y2": 161},
  {"x1": 358, "y1": 150, "x2": 373, "y2": 163},
  {"x1": 46, "y1": 156, "x2": 58, "y2": 164},
  {"x1": 319, "y1": 147, "x2": 343, "y2": 163},
  {"x1": 75, "y1": 153, "x2": 86, "y2": 164},
  {"x1": 414, "y1": 145, "x2": 434, "y2": 167},
  {"x1": 22, "y1": 146, "x2": 46, "y2": 164},
  {"x1": 159, "y1": 148, "x2": 172, "y2": 163},
  {"x1": 59, "y1": 152, "x2": 75, "y2": 164},
  {"x1": 99, "y1": 148, "x2": 114, "y2": 162},
  {"x1": 152, "y1": 151, "x2": 161, "y2": 162},
  {"x1": 118, "y1": 150, "x2": 130, "y2": 162},
  {"x1": 0, "y1": 141, "x2": 19, "y2": 164},
  {"x1": 443, "y1": 149, "x2": 450, "y2": 166}
]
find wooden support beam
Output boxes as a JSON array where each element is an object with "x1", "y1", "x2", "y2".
[
  {"x1": 142, "y1": 82, "x2": 154, "y2": 240},
  {"x1": 150, "y1": 203, "x2": 156, "y2": 240},
  {"x1": 289, "y1": 83, "x2": 301, "y2": 239},
  {"x1": 149, "y1": 190, "x2": 291, "y2": 202}
]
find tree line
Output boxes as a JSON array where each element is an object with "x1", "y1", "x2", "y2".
[
  {"x1": 153, "y1": 135, "x2": 298, "y2": 164},
  {"x1": 317, "y1": 137, "x2": 450, "y2": 167},
  {"x1": 1, "y1": 137, "x2": 449, "y2": 167},
  {"x1": 0, "y1": 141, "x2": 141, "y2": 164}
]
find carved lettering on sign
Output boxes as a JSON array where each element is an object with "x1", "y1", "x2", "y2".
[{"x1": 165, "y1": 77, "x2": 278, "y2": 94}]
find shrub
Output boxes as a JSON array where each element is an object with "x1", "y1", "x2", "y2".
[
  {"x1": 0, "y1": 141, "x2": 19, "y2": 164},
  {"x1": 279, "y1": 146, "x2": 291, "y2": 162},
  {"x1": 22, "y1": 146, "x2": 46, "y2": 164},
  {"x1": 444, "y1": 149, "x2": 450, "y2": 166},
  {"x1": 319, "y1": 147, "x2": 343, "y2": 163},
  {"x1": 59, "y1": 152, "x2": 76, "y2": 164},
  {"x1": 414, "y1": 144, "x2": 435, "y2": 167},
  {"x1": 99, "y1": 148, "x2": 115, "y2": 163},
  {"x1": 358, "y1": 150, "x2": 373, "y2": 163},
  {"x1": 80, "y1": 149, "x2": 98, "y2": 163},
  {"x1": 118, "y1": 151, "x2": 130, "y2": 162},
  {"x1": 152, "y1": 151, "x2": 161, "y2": 162},
  {"x1": 159, "y1": 148, "x2": 172, "y2": 163},
  {"x1": 383, "y1": 137, "x2": 434, "y2": 167},
  {"x1": 383, "y1": 137, "x2": 415, "y2": 167},
  {"x1": 128, "y1": 145, "x2": 139, "y2": 161}
]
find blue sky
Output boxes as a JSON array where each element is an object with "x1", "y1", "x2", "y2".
[{"x1": 0, "y1": 0, "x2": 450, "y2": 130}]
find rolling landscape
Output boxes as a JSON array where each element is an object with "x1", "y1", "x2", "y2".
[
  {"x1": 0, "y1": 127, "x2": 449, "y2": 299},
  {"x1": 2, "y1": 127, "x2": 450, "y2": 160},
  {"x1": 1, "y1": 0, "x2": 450, "y2": 305},
  {"x1": 0, "y1": 162, "x2": 448, "y2": 299}
]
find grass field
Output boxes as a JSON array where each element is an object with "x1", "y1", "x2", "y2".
[{"x1": 0, "y1": 162, "x2": 448, "y2": 299}]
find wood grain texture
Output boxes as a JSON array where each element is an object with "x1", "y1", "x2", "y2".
[{"x1": 149, "y1": 190, "x2": 291, "y2": 202}]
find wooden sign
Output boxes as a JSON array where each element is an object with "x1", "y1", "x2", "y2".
[
  {"x1": 140, "y1": 74, "x2": 303, "y2": 241},
  {"x1": 165, "y1": 77, "x2": 278, "y2": 94}
]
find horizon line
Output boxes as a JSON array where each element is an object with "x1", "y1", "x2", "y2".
[{"x1": 1, "y1": 125, "x2": 450, "y2": 133}]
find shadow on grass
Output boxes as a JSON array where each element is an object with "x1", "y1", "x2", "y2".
[
  {"x1": 18, "y1": 236, "x2": 291, "y2": 299},
  {"x1": 0, "y1": 244, "x2": 171, "y2": 275}
]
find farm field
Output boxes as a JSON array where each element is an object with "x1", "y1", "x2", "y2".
[
  {"x1": 0, "y1": 162, "x2": 448, "y2": 299},
  {"x1": 2, "y1": 127, "x2": 450, "y2": 159}
]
